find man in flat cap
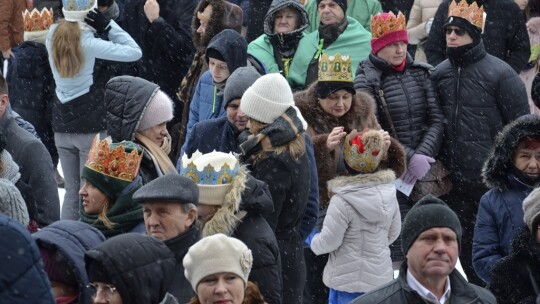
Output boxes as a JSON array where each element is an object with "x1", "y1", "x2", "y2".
[
  {"x1": 132, "y1": 173, "x2": 200, "y2": 303},
  {"x1": 351, "y1": 195, "x2": 496, "y2": 304}
]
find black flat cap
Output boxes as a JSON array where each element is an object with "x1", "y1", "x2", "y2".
[{"x1": 132, "y1": 174, "x2": 199, "y2": 205}]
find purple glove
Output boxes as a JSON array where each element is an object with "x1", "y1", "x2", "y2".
[{"x1": 404, "y1": 154, "x2": 435, "y2": 183}]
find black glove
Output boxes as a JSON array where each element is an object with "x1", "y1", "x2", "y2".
[{"x1": 84, "y1": 9, "x2": 111, "y2": 35}]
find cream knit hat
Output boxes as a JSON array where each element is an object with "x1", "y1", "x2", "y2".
[
  {"x1": 137, "y1": 90, "x2": 174, "y2": 132},
  {"x1": 523, "y1": 187, "x2": 540, "y2": 234},
  {"x1": 183, "y1": 233, "x2": 253, "y2": 291},
  {"x1": 240, "y1": 73, "x2": 294, "y2": 124},
  {"x1": 0, "y1": 178, "x2": 30, "y2": 226}
]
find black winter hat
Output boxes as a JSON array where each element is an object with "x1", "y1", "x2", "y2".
[
  {"x1": 317, "y1": 0, "x2": 347, "y2": 14},
  {"x1": 401, "y1": 195, "x2": 462, "y2": 255},
  {"x1": 443, "y1": 16, "x2": 481, "y2": 43},
  {"x1": 223, "y1": 67, "x2": 261, "y2": 109},
  {"x1": 132, "y1": 173, "x2": 199, "y2": 206},
  {"x1": 532, "y1": 73, "x2": 540, "y2": 110}
]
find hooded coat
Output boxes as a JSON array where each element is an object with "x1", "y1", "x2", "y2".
[
  {"x1": 303, "y1": 0, "x2": 382, "y2": 33},
  {"x1": 311, "y1": 169, "x2": 401, "y2": 293},
  {"x1": 473, "y1": 115, "x2": 540, "y2": 283},
  {"x1": 84, "y1": 233, "x2": 177, "y2": 304},
  {"x1": 32, "y1": 220, "x2": 106, "y2": 304},
  {"x1": 0, "y1": 214, "x2": 55, "y2": 303},
  {"x1": 489, "y1": 226, "x2": 540, "y2": 304}
]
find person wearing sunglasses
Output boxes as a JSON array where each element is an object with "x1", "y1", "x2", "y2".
[{"x1": 430, "y1": 0, "x2": 530, "y2": 287}]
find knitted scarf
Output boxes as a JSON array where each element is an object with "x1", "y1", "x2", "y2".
[
  {"x1": 136, "y1": 133, "x2": 176, "y2": 175},
  {"x1": 0, "y1": 150, "x2": 21, "y2": 184}
]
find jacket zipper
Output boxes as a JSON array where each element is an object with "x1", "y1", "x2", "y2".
[{"x1": 452, "y1": 67, "x2": 462, "y2": 168}]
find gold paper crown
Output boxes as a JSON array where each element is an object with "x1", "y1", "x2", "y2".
[
  {"x1": 448, "y1": 0, "x2": 484, "y2": 29},
  {"x1": 318, "y1": 53, "x2": 353, "y2": 83},
  {"x1": 22, "y1": 8, "x2": 54, "y2": 32},
  {"x1": 344, "y1": 130, "x2": 385, "y2": 173},
  {"x1": 180, "y1": 150, "x2": 239, "y2": 185},
  {"x1": 84, "y1": 136, "x2": 143, "y2": 182},
  {"x1": 371, "y1": 11, "x2": 406, "y2": 40}
]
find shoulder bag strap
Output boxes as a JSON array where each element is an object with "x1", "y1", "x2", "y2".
[{"x1": 377, "y1": 88, "x2": 398, "y2": 140}]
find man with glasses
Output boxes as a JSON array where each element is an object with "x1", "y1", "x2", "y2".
[{"x1": 430, "y1": 0, "x2": 529, "y2": 286}]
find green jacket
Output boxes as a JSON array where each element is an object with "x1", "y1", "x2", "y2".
[
  {"x1": 304, "y1": 0, "x2": 382, "y2": 33},
  {"x1": 248, "y1": 33, "x2": 306, "y2": 79},
  {"x1": 288, "y1": 16, "x2": 372, "y2": 90}
]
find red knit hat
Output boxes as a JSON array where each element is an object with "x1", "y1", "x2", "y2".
[{"x1": 371, "y1": 12, "x2": 408, "y2": 55}]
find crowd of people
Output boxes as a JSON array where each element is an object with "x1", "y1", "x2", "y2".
[{"x1": 1, "y1": 0, "x2": 540, "y2": 303}]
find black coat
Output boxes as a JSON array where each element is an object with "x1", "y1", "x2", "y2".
[
  {"x1": 354, "y1": 54, "x2": 444, "y2": 161},
  {"x1": 424, "y1": 0, "x2": 529, "y2": 73},
  {"x1": 489, "y1": 226, "x2": 540, "y2": 304},
  {"x1": 379, "y1": 0, "x2": 414, "y2": 20},
  {"x1": 431, "y1": 41, "x2": 530, "y2": 181},
  {"x1": 32, "y1": 220, "x2": 106, "y2": 304},
  {"x1": 121, "y1": 0, "x2": 197, "y2": 104},
  {"x1": 183, "y1": 116, "x2": 240, "y2": 158},
  {"x1": 234, "y1": 174, "x2": 283, "y2": 304},
  {"x1": 163, "y1": 225, "x2": 200, "y2": 304}
]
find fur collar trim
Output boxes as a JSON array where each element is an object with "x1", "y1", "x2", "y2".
[{"x1": 327, "y1": 169, "x2": 396, "y2": 193}]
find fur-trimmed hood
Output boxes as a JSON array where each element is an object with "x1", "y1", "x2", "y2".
[
  {"x1": 482, "y1": 115, "x2": 540, "y2": 189},
  {"x1": 192, "y1": 0, "x2": 243, "y2": 51},
  {"x1": 328, "y1": 169, "x2": 396, "y2": 192},
  {"x1": 263, "y1": 0, "x2": 309, "y2": 48},
  {"x1": 294, "y1": 81, "x2": 380, "y2": 135}
]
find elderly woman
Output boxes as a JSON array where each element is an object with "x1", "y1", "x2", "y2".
[
  {"x1": 247, "y1": 0, "x2": 308, "y2": 81},
  {"x1": 183, "y1": 233, "x2": 265, "y2": 304},
  {"x1": 105, "y1": 76, "x2": 177, "y2": 184},
  {"x1": 79, "y1": 136, "x2": 145, "y2": 238}
]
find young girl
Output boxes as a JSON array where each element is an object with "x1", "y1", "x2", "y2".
[
  {"x1": 46, "y1": 0, "x2": 141, "y2": 220},
  {"x1": 311, "y1": 130, "x2": 404, "y2": 304}
]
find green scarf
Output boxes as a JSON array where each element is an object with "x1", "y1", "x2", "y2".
[
  {"x1": 288, "y1": 16, "x2": 372, "y2": 90},
  {"x1": 79, "y1": 177, "x2": 144, "y2": 238},
  {"x1": 248, "y1": 33, "x2": 306, "y2": 79}
]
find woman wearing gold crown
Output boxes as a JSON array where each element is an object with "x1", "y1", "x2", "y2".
[{"x1": 78, "y1": 136, "x2": 145, "y2": 238}]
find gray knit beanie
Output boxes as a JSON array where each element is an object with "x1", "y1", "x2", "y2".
[
  {"x1": 0, "y1": 150, "x2": 21, "y2": 184},
  {"x1": 401, "y1": 195, "x2": 462, "y2": 254},
  {"x1": 0, "y1": 178, "x2": 29, "y2": 226},
  {"x1": 523, "y1": 187, "x2": 540, "y2": 234},
  {"x1": 223, "y1": 67, "x2": 261, "y2": 109}
]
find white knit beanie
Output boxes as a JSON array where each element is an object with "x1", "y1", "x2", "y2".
[
  {"x1": 62, "y1": 0, "x2": 98, "y2": 22},
  {"x1": 137, "y1": 90, "x2": 174, "y2": 132},
  {"x1": 0, "y1": 178, "x2": 30, "y2": 226},
  {"x1": 240, "y1": 73, "x2": 294, "y2": 124},
  {"x1": 523, "y1": 187, "x2": 540, "y2": 233},
  {"x1": 183, "y1": 233, "x2": 253, "y2": 291}
]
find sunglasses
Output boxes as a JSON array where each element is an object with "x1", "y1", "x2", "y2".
[{"x1": 445, "y1": 27, "x2": 466, "y2": 36}]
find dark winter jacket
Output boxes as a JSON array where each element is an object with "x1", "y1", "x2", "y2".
[
  {"x1": 163, "y1": 225, "x2": 200, "y2": 304},
  {"x1": 84, "y1": 233, "x2": 177, "y2": 304},
  {"x1": 379, "y1": 0, "x2": 414, "y2": 20},
  {"x1": 105, "y1": 76, "x2": 166, "y2": 184},
  {"x1": 424, "y1": 0, "x2": 530, "y2": 73},
  {"x1": 0, "y1": 111, "x2": 60, "y2": 226},
  {"x1": 32, "y1": 220, "x2": 106, "y2": 304},
  {"x1": 354, "y1": 53, "x2": 444, "y2": 161},
  {"x1": 121, "y1": 0, "x2": 197, "y2": 104},
  {"x1": 0, "y1": 214, "x2": 55, "y2": 303},
  {"x1": 351, "y1": 261, "x2": 496, "y2": 304},
  {"x1": 489, "y1": 226, "x2": 540, "y2": 304},
  {"x1": 473, "y1": 115, "x2": 540, "y2": 283},
  {"x1": 430, "y1": 40, "x2": 530, "y2": 181}
]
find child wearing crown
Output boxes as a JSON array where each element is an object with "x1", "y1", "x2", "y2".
[{"x1": 310, "y1": 129, "x2": 404, "y2": 304}]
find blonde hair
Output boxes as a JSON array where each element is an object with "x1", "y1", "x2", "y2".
[
  {"x1": 249, "y1": 118, "x2": 306, "y2": 162},
  {"x1": 51, "y1": 20, "x2": 84, "y2": 78},
  {"x1": 95, "y1": 199, "x2": 116, "y2": 229}
]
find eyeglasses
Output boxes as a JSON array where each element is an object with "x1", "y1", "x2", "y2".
[
  {"x1": 445, "y1": 27, "x2": 466, "y2": 37},
  {"x1": 86, "y1": 283, "x2": 117, "y2": 299}
]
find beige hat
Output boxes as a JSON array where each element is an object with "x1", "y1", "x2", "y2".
[{"x1": 183, "y1": 233, "x2": 253, "y2": 291}]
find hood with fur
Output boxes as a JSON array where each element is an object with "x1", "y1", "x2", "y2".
[
  {"x1": 192, "y1": 0, "x2": 243, "y2": 51},
  {"x1": 482, "y1": 115, "x2": 540, "y2": 189},
  {"x1": 264, "y1": 0, "x2": 309, "y2": 48}
]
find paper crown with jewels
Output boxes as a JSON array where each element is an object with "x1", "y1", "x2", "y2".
[
  {"x1": 84, "y1": 135, "x2": 143, "y2": 183},
  {"x1": 344, "y1": 130, "x2": 385, "y2": 174},
  {"x1": 62, "y1": 0, "x2": 97, "y2": 22},
  {"x1": 22, "y1": 8, "x2": 53, "y2": 32},
  {"x1": 371, "y1": 11, "x2": 406, "y2": 40},
  {"x1": 318, "y1": 53, "x2": 352, "y2": 83},
  {"x1": 447, "y1": 0, "x2": 484, "y2": 29},
  {"x1": 180, "y1": 151, "x2": 239, "y2": 205}
]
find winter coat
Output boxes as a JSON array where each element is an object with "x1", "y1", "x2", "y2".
[
  {"x1": 379, "y1": 0, "x2": 414, "y2": 20},
  {"x1": 84, "y1": 233, "x2": 177, "y2": 304},
  {"x1": 164, "y1": 225, "x2": 200, "y2": 304},
  {"x1": 32, "y1": 220, "x2": 106, "y2": 304},
  {"x1": 294, "y1": 83, "x2": 406, "y2": 209},
  {"x1": 105, "y1": 76, "x2": 169, "y2": 184},
  {"x1": 0, "y1": 111, "x2": 59, "y2": 226},
  {"x1": 431, "y1": 40, "x2": 530, "y2": 181},
  {"x1": 121, "y1": 0, "x2": 197, "y2": 103},
  {"x1": 489, "y1": 226, "x2": 540, "y2": 304},
  {"x1": 0, "y1": 0, "x2": 25, "y2": 52},
  {"x1": 311, "y1": 169, "x2": 401, "y2": 293},
  {"x1": 354, "y1": 53, "x2": 444, "y2": 161},
  {"x1": 473, "y1": 114, "x2": 540, "y2": 283},
  {"x1": 303, "y1": 0, "x2": 382, "y2": 33},
  {"x1": 424, "y1": 0, "x2": 530, "y2": 73},
  {"x1": 351, "y1": 262, "x2": 496, "y2": 304},
  {"x1": 0, "y1": 215, "x2": 55, "y2": 303},
  {"x1": 406, "y1": 0, "x2": 443, "y2": 63}
]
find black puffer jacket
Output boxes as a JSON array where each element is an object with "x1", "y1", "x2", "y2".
[
  {"x1": 425, "y1": 0, "x2": 529, "y2": 73},
  {"x1": 431, "y1": 41, "x2": 530, "y2": 181},
  {"x1": 354, "y1": 54, "x2": 444, "y2": 161}
]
